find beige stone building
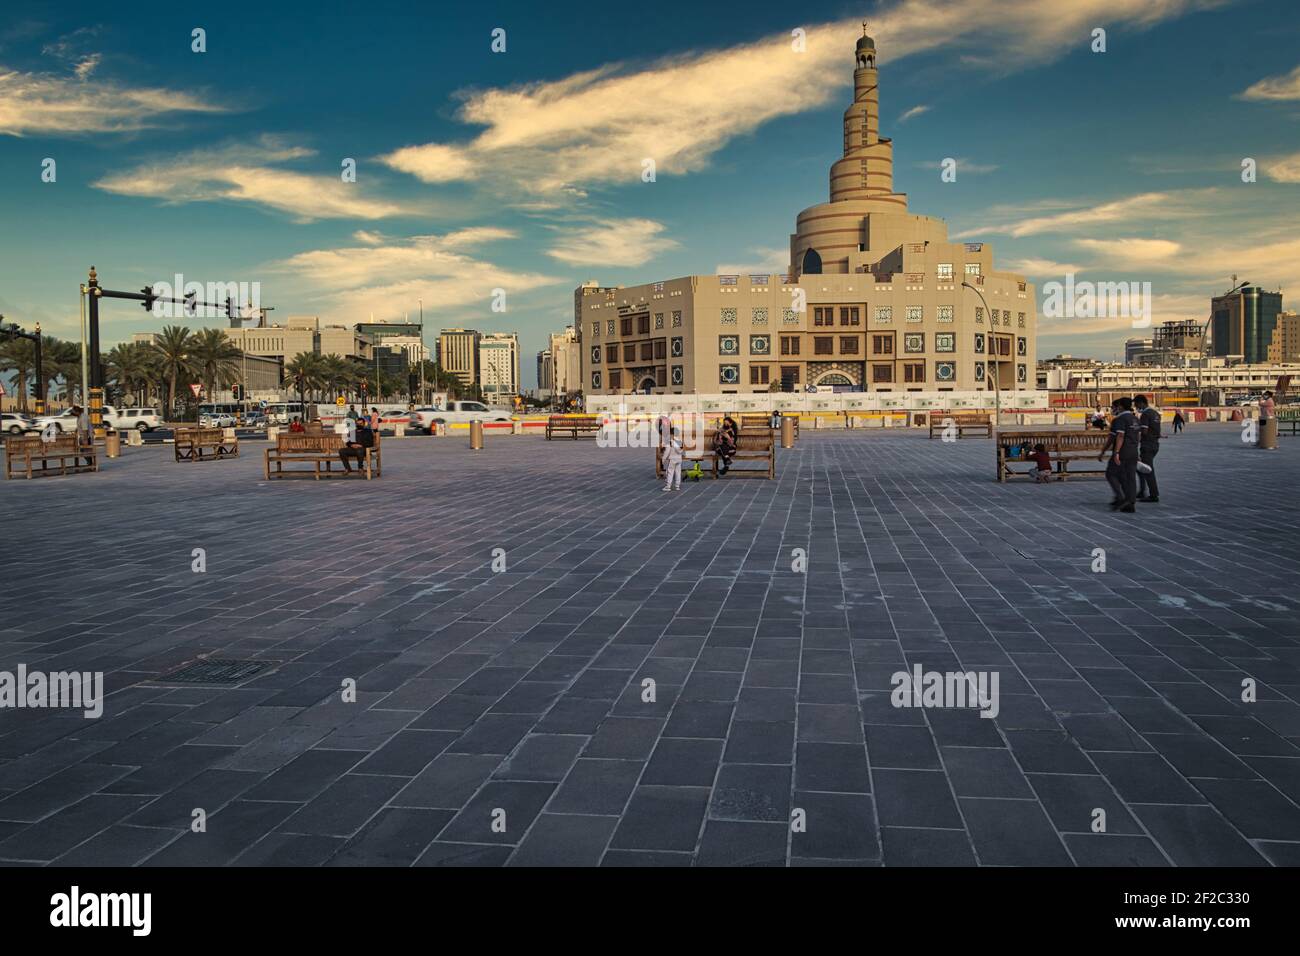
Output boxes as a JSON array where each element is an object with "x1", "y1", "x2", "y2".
[
  {"x1": 577, "y1": 28, "x2": 1035, "y2": 396},
  {"x1": 438, "y1": 328, "x2": 480, "y2": 388},
  {"x1": 1267, "y1": 311, "x2": 1300, "y2": 363}
]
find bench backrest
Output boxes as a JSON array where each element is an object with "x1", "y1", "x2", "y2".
[
  {"x1": 276, "y1": 434, "x2": 343, "y2": 452},
  {"x1": 175, "y1": 427, "x2": 227, "y2": 443},
  {"x1": 1000, "y1": 431, "x2": 1107, "y2": 451},
  {"x1": 735, "y1": 432, "x2": 774, "y2": 452},
  {"x1": 5, "y1": 434, "x2": 80, "y2": 455}
]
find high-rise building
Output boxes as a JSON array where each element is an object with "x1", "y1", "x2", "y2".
[
  {"x1": 479, "y1": 333, "x2": 520, "y2": 400},
  {"x1": 1125, "y1": 338, "x2": 1155, "y2": 365},
  {"x1": 438, "y1": 328, "x2": 480, "y2": 388},
  {"x1": 1211, "y1": 287, "x2": 1283, "y2": 365},
  {"x1": 1266, "y1": 311, "x2": 1300, "y2": 364},
  {"x1": 577, "y1": 28, "x2": 1035, "y2": 396},
  {"x1": 536, "y1": 349, "x2": 554, "y2": 400},
  {"x1": 543, "y1": 326, "x2": 581, "y2": 401}
]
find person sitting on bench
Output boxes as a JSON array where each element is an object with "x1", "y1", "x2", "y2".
[{"x1": 340, "y1": 418, "x2": 375, "y2": 472}]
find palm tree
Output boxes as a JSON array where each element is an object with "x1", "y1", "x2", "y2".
[
  {"x1": 105, "y1": 342, "x2": 155, "y2": 405},
  {"x1": 319, "y1": 353, "x2": 354, "y2": 402},
  {"x1": 0, "y1": 337, "x2": 35, "y2": 413},
  {"x1": 285, "y1": 351, "x2": 327, "y2": 402},
  {"x1": 48, "y1": 339, "x2": 84, "y2": 405},
  {"x1": 189, "y1": 327, "x2": 243, "y2": 398},
  {"x1": 152, "y1": 325, "x2": 195, "y2": 416}
]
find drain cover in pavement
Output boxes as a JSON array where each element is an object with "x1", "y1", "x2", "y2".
[{"x1": 153, "y1": 659, "x2": 271, "y2": 685}]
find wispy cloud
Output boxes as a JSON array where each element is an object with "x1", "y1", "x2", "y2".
[
  {"x1": 715, "y1": 247, "x2": 791, "y2": 275},
  {"x1": 545, "y1": 219, "x2": 677, "y2": 267},
  {"x1": 381, "y1": 0, "x2": 1223, "y2": 195},
  {"x1": 1073, "y1": 237, "x2": 1182, "y2": 264},
  {"x1": 94, "y1": 137, "x2": 413, "y2": 222},
  {"x1": 271, "y1": 230, "x2": 562, "y2": 318},
  {"x1": 897, "y1": 104, "x2": 930, "y2": 123},
  {"x1": 1263, "y1": 152, "x2": 1300, "y2": 183},
  {"x1": 0, "y1": 59, "x2": 225, "y2": 137},
  {"x1": 1239, "y1": 63, "x2": 1300, "y2": 101},
  {"x1": 961, "y1": 191, "x2": 1197, "y2": 238}
]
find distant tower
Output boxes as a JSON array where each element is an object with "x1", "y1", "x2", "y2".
[
  {"x1": 829, "y1": 21, "x2": 894, "y2": 203},
  {"x1": 789, "y1": 22, "x2": 907, "y2": 276}
]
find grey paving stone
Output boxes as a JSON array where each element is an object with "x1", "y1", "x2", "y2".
[
  {"x1": 437, "y1": 781, "x2": 556, "y2": 845},
  {"x1": 1, "y1": 429, "x2": 1297, "y2": 865},
  {"x1": 881, "y1": 826, "x2": 977, "y2": 866},
  {"x1": 790, "y1": 791, "x2": 879, "y2": 862},
  {"x1": 711, "y1": 763, "x2": 791, "y2": 822},
  {"x1": 509, "y1": 813, "x2": 618, "y2": 866}
]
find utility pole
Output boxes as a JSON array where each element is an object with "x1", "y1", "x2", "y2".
[
  {"x1": 962, "y1": 281, "x2": 1000, "y2": 429},
  {"x1": 418, "y1": 298, "x2": 425, "y2": 405}
]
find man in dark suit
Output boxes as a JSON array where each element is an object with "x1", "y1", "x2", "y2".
[{"x1": 1134, "y1": 394, "x2": 1161, "y2": 503}]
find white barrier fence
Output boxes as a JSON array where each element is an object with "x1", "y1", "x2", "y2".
[{"x1": 587, "y1": 391, "x2": 1049, "y2": 417}]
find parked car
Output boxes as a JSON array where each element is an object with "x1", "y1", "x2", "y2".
[
  {"x1": 242, "y1": 411, "x2": 267, "y2": 428},
  {"x1": 199, "y1": 412, "x2": 237, "y2": 428},
  {"x1": 409, "y1": 401, "x2": 512, "y2": 435},
  {"x1": 1, "y1": 412, "x2": 36, "y2": 435}
]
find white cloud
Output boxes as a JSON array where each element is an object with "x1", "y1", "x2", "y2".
[
  {"x1": 381, "y1": 0, "x2": 1222, "y2": 195},
  {"x1": 545, "y1": 219, "x2": 678, "y2": 267},
  {"x1": 1239, "y1": 64, "x2": 1300, "y2": 101},
  {"x1": 0, "y1": 63, "x2": 226, "y2": 136},
  {"x1": 1263, "y1": 152, "x2": 1300, "y2": 183},
  {"x1": 1007, "y1": 257, "x2": 1086, "y2": 278},
  {"x1": 271, "y1": 231, "x2": 564, "y2": 319},
  {"x1": 965, "y1": 192, "x2": 1184, "y2": 238},
  {"x1": 898, "y1": 104, "x2": 930, "y2": 123},
  {"x1": 94, "y1": 138, "x2": 411, "y2": 222},
  {"x1": 1074, "y1": 238, "x2": 1182, "y2": 264},
  {"x1": 715, "y1": 247, "x2": 791, "y2": 275}
]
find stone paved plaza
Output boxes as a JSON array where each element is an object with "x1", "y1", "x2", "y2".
[{"x1": 1, "y1": 425, "x2": 1299, "y2": 867}]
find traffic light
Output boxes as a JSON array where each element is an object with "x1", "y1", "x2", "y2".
[
  {"x1": 140, "y1": 286, "x2": 158, "y2": 313},
  {"x1": 231, "y1": 384, "x2": 241, "y2": 400},
  {"x1": 225, "y1": 297, "x2": 235, "y2": 321}
]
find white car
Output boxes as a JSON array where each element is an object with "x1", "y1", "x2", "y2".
[
  {"x1": 31, "y1": 409, "x2": 83, "y2": 434},
  {"x1": 112, "y1": 407, "x2": 161, "y2": 432},
  {"x1": 409, "y1": 401, "x2": 512, "y2": 434},
  {"x1": 199, "y1": 412, "x2": 237, "y2": 428},
  {"x1": 2, "y1": 412, "x2": 36, "y2": 435}
]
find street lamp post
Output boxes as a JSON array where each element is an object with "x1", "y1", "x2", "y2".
[
  {"x1": 962, "y1": 281, "x2": 1000, "y2": 429},
  {"x1": 418, "y1": 299, "x2": 425, "y2": 405}
]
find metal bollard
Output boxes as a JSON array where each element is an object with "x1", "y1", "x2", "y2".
[
  {"x1": 781, "y1": 415, "x2": 794, "y2": 449},
  {"x1": 469, "y1": 419, "x2": 484, "y2": 450}
]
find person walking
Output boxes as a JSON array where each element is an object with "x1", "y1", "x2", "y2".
[
  {"x1": 1134, "y1": 394, "x2": 1161, "y2": 503},
  {"x1": 1099, "y1": 396, "x2": 1141, "y2": 513},
  {"x1": 661, "y1": 427, "x2": 683, "y2": 492},
  {"x1": 1172, "y1": 410, "x2": 1185, "y2": 434}
]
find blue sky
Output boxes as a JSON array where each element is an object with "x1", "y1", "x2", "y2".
[{"x1": 2, "y1": 0, "x2": 1298, "y2": 386}]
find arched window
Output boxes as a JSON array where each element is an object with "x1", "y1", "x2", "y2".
[{"x1": 802, "y1": 248, "x2": 823, "y2": 275}]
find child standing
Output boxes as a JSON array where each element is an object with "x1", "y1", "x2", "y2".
[
  {"x1": 1030, "y1": 443, "x2": 1053, "y2": 483},
  {"x1": 662, "y1": 427, "x2": 683, "y2": 492}
]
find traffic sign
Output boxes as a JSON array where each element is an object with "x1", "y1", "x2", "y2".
[
  {"x1": 189, "y1": 383, "x2": 202, "y2": 397},
  {"x1": 0, "y1": 382, "x2": 6, "y2": 396},
  {"x1": 336, "y1": 396, "x2": 345, "y2": 407},
  {"x1": 259, "y1": 400, "x2": 267, "y2": 408}
]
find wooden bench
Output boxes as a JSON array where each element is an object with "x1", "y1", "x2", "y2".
[
  {"x1": 545, "y1": 415, "x2": 602, "y2": 440},
  {"x1": 1277, "y1": 411, "x2": 1299, "y2": 436},
  {"x1": 996, "y1": 429, "x2": 1109, "y2": 482},
  {"x1": 740, "y1": 413, "x2": 797, "y2": 438},
  {"x1": 713, "y1": 430, "x2": 775, "y2": 479},
  {"x1": 929, "y1": 412, "x2": 992, "y2": 438},
  {"x1": 4, "y1": 435, "x2": 98, "y2": 479},
  {"x1": 174, "y1": 426, "x2": 238, "y2": 462},
  {"x1": 264, "y1": 432, "x2": 382, "y2": 480}
]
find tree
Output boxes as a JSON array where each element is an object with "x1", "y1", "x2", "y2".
[
  {"x1": 0, "y1": 337, "x2": 35, "y2": 413},
  {"x1": 189, "y1": 327, "x2": 243, "y2": 398},
  {"x1": 152, "y1": 325, "x2": 195, "y2": 415},
  {"x1": 105, "y1": 342, "x2": 156, "y2": 406},
  {"x1": 285, "y1": 352, "x2": 326, "y2": 401}
]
